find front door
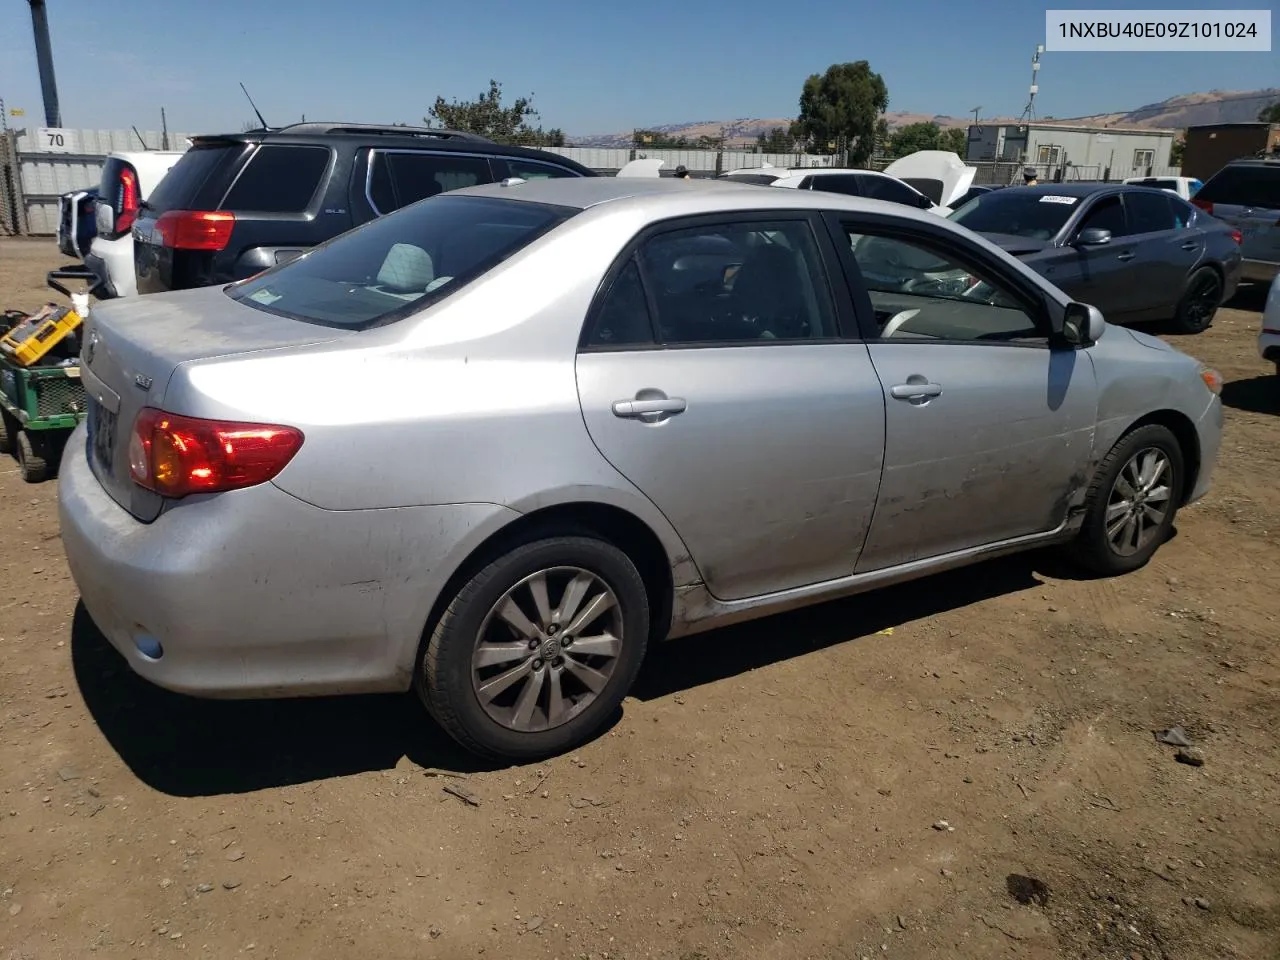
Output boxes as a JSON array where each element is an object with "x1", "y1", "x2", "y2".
[
  {"x1": 575, "y1": 214, "x2": 887, "y2": 602},
  {"x1": 1032, "y1": 193, "x2": 1141, "y2": 321},
  {"x1": 826, "y1": 215, "x2": 1099, "y2": 571}
]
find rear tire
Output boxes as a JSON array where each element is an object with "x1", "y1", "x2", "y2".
[
  {"x1": 16, "y1": 431, "x2": 49, "y2": 483},
  {"x1": 0, "y1": 411, "x2": 14, "y2": 456},
  {"x1": 417, "y1": 534, "x2": 650, "y2": 763},
  {"x1": 1170, "y1": 267, "x2": 1222, "y2": 334},
  {"x1": 1069, "y1": 424, "x2": 1184, "y2": 576}
]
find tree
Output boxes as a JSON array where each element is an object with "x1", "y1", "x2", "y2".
[
  {"x1": 633, "y1": 129, "x2": 691, "y2": 149},
  {"x1": 756, "y1": 127, "x2": 794, "y2": 152},
  {"x1": 1259, "y1": 100, "x2": 1280, "y2": 123},
  {"x1": 939, "y1": 127, "x2": 967, "y2": 156},
  {"x1": 789, "y1": 61, "x2": 888, "y2": 164},
  {"x1": 427, "y1": 79, "x2": 544, "y2": 144},
  {"x1": 1170, "y1": 138, "x2": 1185, "y2": 165}
]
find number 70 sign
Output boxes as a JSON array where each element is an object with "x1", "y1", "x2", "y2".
[{"x1": 36, "y1": 127, "x2": 78, "y2": 153}]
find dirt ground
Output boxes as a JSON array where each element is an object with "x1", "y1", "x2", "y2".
[{"x1": 1, "y1": 235, "x2": 1279, "y2": 960}]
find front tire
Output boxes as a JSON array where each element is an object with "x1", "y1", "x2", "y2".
[
  {"x1": 1070, "y1": 424, "x2": 1184, "y2": 575},
  {"x1": 1170, "y1": 267, "x2": 1222, "y2": 334},
  {"x1": 418, "y1": 535, "x2": 650, "y2": 762}
]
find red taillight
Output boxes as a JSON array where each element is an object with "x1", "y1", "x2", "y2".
[
  {"x1": 1192, "y1": 198, "x2": 1213, "y2": 215},
  {"x1": 128, "y1": 409, "x2": 303, "y2": 499},
  {"x1": 115, "y1": 166, "x2": 139, "y2": 234},
  {"x1": 1230, "y1": 229, "x2": 1243, "y2": 245},
  {"x1": 155, "y1": 210, "x2": 236, "y2": 251}
]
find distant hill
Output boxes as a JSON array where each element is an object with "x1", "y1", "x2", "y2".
[{"x1": 571, "y1": 88, "x2": 1280, "y2": 147}]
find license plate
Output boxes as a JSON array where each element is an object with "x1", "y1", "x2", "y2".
[{"x1": 87, "y1": 398, "x2": 117, "y2": 473}]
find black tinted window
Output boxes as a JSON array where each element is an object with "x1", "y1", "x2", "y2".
[
  {"x1": 145, "y1": 143, "x2": 244, "y2": 213},
  {"x1": 858, "y1": 176, "x2": 924, "y2": 206},
  {"x1": 1170, "y1": 197, "x2": 1196, "y2": 229},
  {"x1": 1078, "y1": 196, "x2": 1129, "y2": 237},
  {"x1": 949, "y1": 190, "x2": 1078, "y2": 240},
  {"x1": 229, "y1": 195, "x2": 572, "y2": 328},
  {"x1": 809, "y1": 175, "x2": 862, "y2": 196},
  {"x1": 370, "y1": 152, "x2": 493, "y2": 212},
  {"x1": 900, "y1": 177, "x2": 944, "y2": 204},
  {"x1": 586, "y1": 259, "x2": 653, "y2": 347},
  {"x1": 221, "y1": 145, "x2": 330, "y2": 213},
  {"x1": 498, "y1": 157, "x2": 578, "y2": 181},
  {"x1": 1125, "y1": 191, "x2": 1176, "y2": 234},
  {"x1": 1194, "y1": 165, "x2": 1280, "y2": 209},
  {"x1": 638, "y1": 220, "x2": 835, "y2": 344}
]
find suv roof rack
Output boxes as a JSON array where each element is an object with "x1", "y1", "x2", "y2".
[{"x1": 266, "y1": 122, "x2": 494, "y2": 143}]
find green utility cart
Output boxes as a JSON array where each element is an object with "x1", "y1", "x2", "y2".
[{"x1": 0, "y1": 356, "x2": 87, "y2": 483}]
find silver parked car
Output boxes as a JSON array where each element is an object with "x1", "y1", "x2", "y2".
[{"x1": 60, "y1": 178, "x2": 1225, "y2": 761}]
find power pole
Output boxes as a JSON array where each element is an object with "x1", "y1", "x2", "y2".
[{"x1": 28, "y1": 0, "x2": 62, "y2": 127}]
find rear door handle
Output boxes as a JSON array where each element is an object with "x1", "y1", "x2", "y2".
[
  {"x1": 612, "y1": 397, "x2": 687, "y2": 418},
  {"x1": 1116, "y1": 251, "x2": 1135, "y2": 261},
  {"x1": 890, "y1": 382, "x2": 943, "y2": 400}
]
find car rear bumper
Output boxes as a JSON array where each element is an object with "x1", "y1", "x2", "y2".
[
  {"x1": 85, "y1": 237, "x2": 136, "y2": 299},
  {"x1": 1241, "y1": 259, "x2": 1280, "y2": 284},
  {"x1": 58, "y1": 426, "x2": 518, "y2": 699}
]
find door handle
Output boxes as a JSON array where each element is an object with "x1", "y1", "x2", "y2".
[
  {"x1": 1180, "y1": 241, "x2": 1198, "y2": 250},
  {"x1": 612, "y1": 397, "x2": 687, "y2": 418},
  {"x1": 1116, "y1": 251, "x2": 1135, "y2": 261},
  {"x1": 890, "y1": 382, "x2": 943, "y2": 400}
]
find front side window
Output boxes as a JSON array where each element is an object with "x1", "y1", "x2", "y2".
[
  {"x1": 842, "y1": 225, "x2": 1041, "y2": 342},
  {"x1": 1076, "y1": 196, "x2": 1129, "y2": 237},
  {"x1": 228, "y1": 195, "x2": 574, "y2": 329},
  {"x1": 589, "y1": 220, "x2": 836, "y2": 346}
]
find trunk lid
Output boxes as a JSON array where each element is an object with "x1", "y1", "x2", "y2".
[{"x1": 79, "y1": 285, "x2": 351, "y2": 522}]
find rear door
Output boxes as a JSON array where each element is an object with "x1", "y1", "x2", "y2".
[
  {"x1": 575, "y1": 213, "x2": 887, "y2": 601},
  {"x1": 1194, "y1": 165, "x2": 1280, "y2": 274}
]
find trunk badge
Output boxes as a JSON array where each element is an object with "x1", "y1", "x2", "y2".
[{"x1": 134, "y1": 374, "x2": 153, "y2": 391}]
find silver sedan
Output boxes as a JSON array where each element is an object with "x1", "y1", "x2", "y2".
[{"x1": 59, "y1": 177, "x2": 1224, "y2": 761}]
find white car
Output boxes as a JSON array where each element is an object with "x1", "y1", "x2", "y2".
[
  {"x1": 721, "y1": 151, "x2": 976, "y2": 217},
  {"x1": 1123, "y1": 175, "x2": 1203, "y2": 201},
  {"x1": 1262, "y1": 272, "x2": 1280, "y2": 377},
  {"x1": 86, "y1": 150, "x2": 186, "y2": 298}
]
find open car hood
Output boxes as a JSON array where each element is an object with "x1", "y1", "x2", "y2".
[
  {"x1": 617, "y1": 158, "x2": 665, "y2": 178},
  {"x1": 882, "y1": 150, "x2": 976, "y2": 208}
]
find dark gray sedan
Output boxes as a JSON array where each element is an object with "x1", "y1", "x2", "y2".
[{"x1": 949, "y1": 183, "x2": 1244, "y2": 333}]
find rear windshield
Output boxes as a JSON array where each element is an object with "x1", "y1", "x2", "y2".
[
  {"x1": 144, "y1": 142, "x2": 245, "y2": 213},
  {"x1": 228, "y1": 194, "x2": 575, "y2": 329},
  {"x1": 1194, "y1": 165, "x2": 1280, "y2": 209},
  {"x1": 949, "y1": 189, "x2": 1079, "y2": 240}
]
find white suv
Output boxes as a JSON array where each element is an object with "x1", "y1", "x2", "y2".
[{"x1": 87, "y1": 150, "x2": 186, "y2": 298}]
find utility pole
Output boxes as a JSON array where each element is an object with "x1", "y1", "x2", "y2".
[
  {"x1": 28, "y1": 0, "x2": 62, "y2": 127},
  {"x1": 970, "y1": 106, "x2": 982, "y2": 125},
  {"x1": 160, "y1": 107, "x2": 169, "y2": 150}
]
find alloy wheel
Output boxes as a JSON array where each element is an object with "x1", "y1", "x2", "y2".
[
  {"x1": 470, "y1": 566, "x2": 625, "y2": 733},
  {"x1": 1183, "y1": 272, "x2": 1222, "y2": 328},
  {"x1": 1105, "y1": 447, "x2": 1173, "y2": 557}
]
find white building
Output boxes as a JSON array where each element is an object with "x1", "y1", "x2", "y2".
[{"x1": 965, "y1": 122, "x2": 1178, "y2": 179}]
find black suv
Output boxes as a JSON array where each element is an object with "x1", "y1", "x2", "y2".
[{"x1": 132, "y1": 122, "x2": 597, "y2": 294}]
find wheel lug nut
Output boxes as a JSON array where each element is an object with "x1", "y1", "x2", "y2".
[
  {"x1": 528, "y1": 640, "x2": 539, "y2": 650},
  {"x1": 532, "y1": 658, "x2": 543, "y2": 670}
]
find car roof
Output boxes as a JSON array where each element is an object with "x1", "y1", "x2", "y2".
[{"x1": 450, "y1": 175, "x2": 948, "y2": 224}]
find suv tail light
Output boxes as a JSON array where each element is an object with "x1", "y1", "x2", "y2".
[
  {"x1": 1191, "y1": 198, "x2": 1213, "y2": 214},
  {"x1": 129, "y1": 409, "x2": 304, "y2": 498},
  {"x1": 155, "y1": 210, "x2": 236, "y2": 251},
  {"x1": 1229, "y1": 229, "x2": 1243, "y2": 245},
  {"x1": 114, "y1": 166, "x2": 140, "y2": 234}
]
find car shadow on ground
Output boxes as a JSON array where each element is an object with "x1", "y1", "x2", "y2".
[
  {"x1": 1222, "y1": 375, "x2": 1279, "y2": 415},
  {"x1": 71, "y1": 548, "x2": 1111, "y2": 796}
]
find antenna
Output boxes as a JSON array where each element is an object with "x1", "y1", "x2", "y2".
[
  {"x1": 1019, "y1": 45, "x2": 1044, "y2": 124},
  {"x1": 239, "y1": 82, "x2": 269, "y2": 130}
]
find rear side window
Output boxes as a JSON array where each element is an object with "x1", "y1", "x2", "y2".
[
  {"x1": 1077, "y1": 195, "x2": 1129, "y2": 237},
  {"x1": 1124, "y1": 191, "x2": 1176, "y2": 234},
  {"x1": 145, "y1": 143, "x2": 245, "y2": 213},
  {"x1": 900, "y1": 177, "x2": 944, "y2": 204},
  {"x1": 368, "y1": 151, "x2": 494, "y2": 213},
  {"x1": 496, "y1": 157, "x2": 578, "y2": 181},
  {"x1": 808, "y1": 174, "x2": 863, "y2": 197},
  {"x1": 228, "y1": 195, "x2": 574, "y2": 329},
  {"x1": 221, "y1": 144, "x2": 330, "y2": 213},
  {"x1": 1195, "y1": 165, "x2": 1280, "y2": 209},
  {"x1": 858, "y1": 176, "x2": 925, "y2": 206}
]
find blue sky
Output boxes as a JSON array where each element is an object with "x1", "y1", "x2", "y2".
[{"x1": 1, "y1": 0, "x2": 1275, "y2": 135}]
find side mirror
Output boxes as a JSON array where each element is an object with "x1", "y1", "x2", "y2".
[
  {"x1": 1061, "y1": 302, "x2": 1106, "y2": 346},
  {"x1": 1074, "y1": 227, "x2": 1111, "y2": 247}
]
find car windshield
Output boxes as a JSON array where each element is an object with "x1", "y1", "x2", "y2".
[
  {"x1": 228, "y1": 195, "x2": 575, "y2": 329},
  {"x1": 948, "y1": 190, "x2": 1079, "y2": 240}
]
